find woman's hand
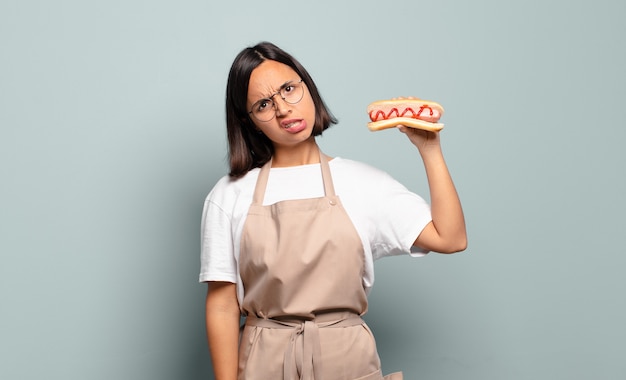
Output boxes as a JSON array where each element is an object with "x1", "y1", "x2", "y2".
[{"x1": 397, "y1": 125, "x2": 442, "y2": 156}]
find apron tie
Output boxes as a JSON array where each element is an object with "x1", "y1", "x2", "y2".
[
  {"x1": 287, "y1": 320, "x2": 322, "y2": 380},
  {"x1": 246, "y1": 312, "x2": 364, "y2": 380}
]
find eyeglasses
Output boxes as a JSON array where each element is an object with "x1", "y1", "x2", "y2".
[{"x1": 248, "y1": 79, "x2": 305, "y2": 122}]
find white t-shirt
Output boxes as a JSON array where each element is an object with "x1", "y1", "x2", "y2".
[{"x1": 199, "y1": 157, "x2": 432, "y2": 305}]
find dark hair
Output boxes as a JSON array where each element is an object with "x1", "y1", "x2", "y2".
[{"x1": 225, "y1": 42, "x2": 337, "y2": 178}]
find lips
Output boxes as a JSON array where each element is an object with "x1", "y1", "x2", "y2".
[{"x1": 280, "y1": 119, "x2": 307, "y2": 133}]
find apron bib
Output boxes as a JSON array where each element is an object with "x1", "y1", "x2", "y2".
[{"x1": 238, "y1": 150, "x2": 403, "y2": 380}]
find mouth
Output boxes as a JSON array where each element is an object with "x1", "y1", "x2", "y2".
[
  {"x1": 280, "y1": 119, "x2": 307, "y2": 133},
  {"x1": 281, "y1": 119, "x2": 303, "y2": 129}
]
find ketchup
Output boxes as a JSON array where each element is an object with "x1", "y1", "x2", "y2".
[{"x1": 369, "y1": 106, "x2": 434, "y2": 122}]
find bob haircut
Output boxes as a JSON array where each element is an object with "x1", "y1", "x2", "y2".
[{"x1": 225, "y1": 42, "x2": 337, "y2": 178}]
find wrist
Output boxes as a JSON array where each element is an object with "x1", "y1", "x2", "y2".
[{"x1": 417, "y1": 144, "x2": 443, "y2": 161}]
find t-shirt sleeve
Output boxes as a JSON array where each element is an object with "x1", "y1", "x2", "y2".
[
  {"x1": 370, "y1": 171, "x2": 432, "y2": 260},
  {"x1": 199, "y1": 197, "x2": 237, "y2": 283}
]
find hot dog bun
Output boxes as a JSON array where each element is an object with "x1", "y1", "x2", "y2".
[
  {"x1": 367, "y1": 98, "x2": 444, "y2": 132},
  {"x1": 367, "y1": 117, "x2": 444, "y2": 132}
]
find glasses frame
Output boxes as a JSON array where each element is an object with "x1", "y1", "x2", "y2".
[{"x1": 248, "y1": 79, "x2": 305, "y2": 122}]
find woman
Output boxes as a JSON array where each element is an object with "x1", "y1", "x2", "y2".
[{"x1": 200, "y1": 41, "x2": 467, "y2": 380}]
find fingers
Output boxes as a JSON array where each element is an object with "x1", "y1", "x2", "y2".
[
  {"x1": 398, "y1": 124, "x2": 434, "y2": 137},
  {"x1": 397, "y1": 124, "x2": 441, "y2": 149}
]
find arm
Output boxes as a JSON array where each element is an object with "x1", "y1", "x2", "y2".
[
  {"x1": 398, "y1": 126, "x2": 467, "y2": 254},
  {"x1": 205, "y1": 281, "x2": 240, "y2": 380}
]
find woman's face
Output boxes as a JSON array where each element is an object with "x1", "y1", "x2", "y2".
[{"x1": 246, "y1": 60, "x2": 316, "y2": 149}]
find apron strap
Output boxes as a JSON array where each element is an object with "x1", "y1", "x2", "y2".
[
  {"x1": 251, "y1": 148, "x2": 336, "y2": 206},
  {"x1": 319, "y1": 152, "x2": 336, "y2": 198},
  {"x1": 252, "y1": 159, "x2": 272, "y2": 205}
]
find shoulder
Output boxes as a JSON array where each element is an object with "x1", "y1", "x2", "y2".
[{"x1": 204, "y1": 169, "x2": 260, "y2": 212}]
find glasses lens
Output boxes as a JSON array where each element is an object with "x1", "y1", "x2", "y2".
[
  {"x1": 281, "y1": 81, "x2": 304, "y2": 105},
  {"x1": 252, "y1": 99, "x2": 274, "y2": 122}
]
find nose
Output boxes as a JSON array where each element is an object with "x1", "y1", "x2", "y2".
[{"x1": 273, "y1": 96, "x2": 291, "y2": 117}]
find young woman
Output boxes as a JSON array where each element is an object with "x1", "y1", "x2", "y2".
[{"x1": 200, "y1": 41, "x2": 466, "y2": 380}]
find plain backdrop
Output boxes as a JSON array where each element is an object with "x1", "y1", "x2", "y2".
[{"x1": 1, "y1": 0, "x2": 625, "y2": 379}]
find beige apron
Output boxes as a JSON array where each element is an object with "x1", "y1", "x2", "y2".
[{"x1": 238, "y1": 150, "x2": 403, "y2": 380}]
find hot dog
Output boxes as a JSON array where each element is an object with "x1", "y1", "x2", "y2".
[{"x1": 367, "y1": 97, "x2": 444, "y2": 132}]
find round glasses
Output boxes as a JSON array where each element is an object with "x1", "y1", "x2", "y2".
[{"x1": 248, "y1": 79, "x2": 305, "y2": 122}]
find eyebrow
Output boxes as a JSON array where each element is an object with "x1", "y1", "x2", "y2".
[{"x1": 255, "y1": 80, "x2": 297, "y2": 102}]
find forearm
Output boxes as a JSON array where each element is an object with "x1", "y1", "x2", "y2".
[
  {"x1": 205, "y1": 282, "x2": 240, "y2": 380},
  {"x1": 417, "y1": 144, "x2": 467, "y2": 253}
]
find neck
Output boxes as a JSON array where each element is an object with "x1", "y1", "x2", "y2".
[{"x1": 271, "y1": 138, "x2": 320, "y2": 167}]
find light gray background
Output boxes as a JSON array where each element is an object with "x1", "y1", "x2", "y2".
[{"x1": 1, "y1": 0, "x2": 625, "y2": 379}]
